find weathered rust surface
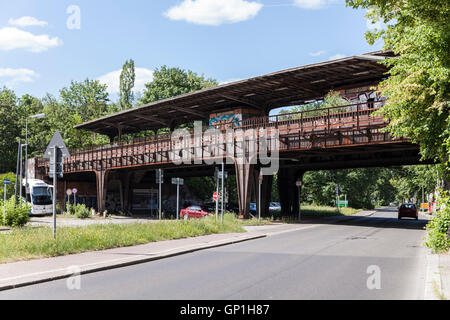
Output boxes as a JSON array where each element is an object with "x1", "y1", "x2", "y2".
[{"x1": 37, "y1": 101, "x2": 404, "y2": 176}]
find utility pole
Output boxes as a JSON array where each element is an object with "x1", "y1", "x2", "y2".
[
  {"x1": 15, "y1": 138, "x2": 21, "y2": 203},
  {"x1": 215, "y1": 167, "x2": 219, "y2": 221}
]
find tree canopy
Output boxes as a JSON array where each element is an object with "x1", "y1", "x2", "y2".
[
  {"x1": 346, "y1": 0, "x2": 450, "y2": 179},
  {"x1": 140, "y1": 66, "x2": 218, "y2": 105},
  {"x1": 119, "y1": 59, "x2": 135, "y2": 110}
]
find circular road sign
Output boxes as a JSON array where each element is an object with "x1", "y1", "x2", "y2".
[
  {"x1": 213, "y1": 192, "x2": 218, "y2": 201},
  {"x1": 72, "y1": 188, "x2": 78, "y2": 194},
  {"x1": 66, "y1": 189, "x2": 72, "y2": 196}
]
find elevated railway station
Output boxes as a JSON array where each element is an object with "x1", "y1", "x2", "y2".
[{"x1": 32, "y1": 50, "x2": 424, "y2": 218}]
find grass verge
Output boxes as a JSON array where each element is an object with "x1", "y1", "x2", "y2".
[{"x1": 0, "y1": 214, "x2": 267, "y2": 264}]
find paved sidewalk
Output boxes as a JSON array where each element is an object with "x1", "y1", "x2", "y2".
[
  {"x1": 0, "y1": 223, "x2": 314, "y2": 291},
  {"x1": 426, "y1": 253, "x2": 450, "y2": 300}
]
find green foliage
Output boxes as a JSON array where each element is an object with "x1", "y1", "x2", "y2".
[
  {"x1": 425, "y1": 191, "x2": 450, "y2": 253},
  {"x1": 75, "y1": 204, "x2": 90, "y2": 219},
  {"x1": 346, "y1": 0, "x2": 450, "y2": 177},
  {"x1": 140, "y1": 65, "x2": 218, "y2": 105},
  {"x1": 278, "y1": 90, "x2": 350, "y2": 119},
  {"x1": 65, "y1": 202, "x2": 76, "y2": 215},
  {"x1": 0, "y1": 88, "x2": 21, "y2": 172},
  {"x1": 0, "y1": 173, "x2": 16, "y2": 199},
  {"x1": 0, "y1": 197, "x2": 30, "y2": 227},
  {"x1": 390, "y1": 165, "x2": 439, "y2": 203},
  {"x1": 119, "y1": 59, "x2": 135, "y2": 110}
]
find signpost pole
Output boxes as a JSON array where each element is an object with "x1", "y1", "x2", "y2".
[
  {"x1": 158, "y1": 169, "x2": 162, "y2": 221},
  {"x1": 3, "y1": 182, "x2": 6, "y2": 222},
  {"x1": 221, "y1": 162, "x2": 224, "y2": 224},
  {"x1": 52, "y1": 147, "x2": 57, "y2": 239},
  {"x1": 215, "y1": 168, "x2": 219, "y2": 221},
  {"x1": 176, "y1": 179, "x2": 180, "y2": 220}
]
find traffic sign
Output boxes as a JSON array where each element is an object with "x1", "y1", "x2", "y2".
[
  {"x1": 66, "y1": 189, "x2": 72, "y2": 196},
  {"x1": 217, "y1": 171, "x2": 228, "y2": 179},
  {"x1": 171, "y1": 178, "x2": 184, "y2": 185},
  {"x1": 156, "y1": 169, "x2": 164, "y2": 184},
  {"x1": 337, "y1": 200, "x2": 348, "y2": 208},
  {"x1": 213, "y1": 192, "x2": 219, "y2": 201},
  {"x1": 335, "y1": 185, "x2": 341, "y2": 196},
  {"x1": 72, "y1": 188, "x2": 78, "y2": 194},
  {"x1": 43, "y1": 130, "x2": 70, "y2": 159},
  {"x1": 3, "y1": 179, "x2": 10, "y2": 185}
]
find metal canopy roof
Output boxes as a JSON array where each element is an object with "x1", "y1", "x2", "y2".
[{"x1": 75, "y1": 50, "x2": 393, "y2": 137}]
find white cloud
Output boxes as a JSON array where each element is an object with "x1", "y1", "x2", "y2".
[
  {"x1": 293, "y1": 0, "x2": 338, "y2": 10},
  {"x1": 98, "y1": 68, "x2": 154, "y2": 94},
  {"x1": 8, "y1": 16, "x2": 48, "y2": 28},
  {"x1": 328, "y1": 53, "x2": 346, "y2": 60},
  {"x1": 309, "y1": 50, "x2": 326, "y2": 57},
  {"x1": 0, "y1": 68, "x2": 39, "y2": 87},
  {"x1": 165, "y1": 0, "x2": 263, "y2": 26},
  {"x1": 0, "y1": 27, "x2": 62, "y2": 53}
]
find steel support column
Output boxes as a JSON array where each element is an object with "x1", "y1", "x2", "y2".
[
  {"x1": 234, "y1": 159, "x2": 255, "y2": 219},
  {"x1": 95, "y1": 170, "x2": 109, "y2": 214},
  {"x1": 278, "y1": 168, "x2": 304, "y2": 217}
]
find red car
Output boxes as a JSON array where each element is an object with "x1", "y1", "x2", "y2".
[
  {"x1": 398, "y1": 203, "x2": 418, "y2": 220},
  {"x1": 180, "y1": 206, "x2": 210, "y2": 220}
]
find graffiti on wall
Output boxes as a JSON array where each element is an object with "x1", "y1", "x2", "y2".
[{"x1": 209, "y1": 111, "x2": 242, "y2": 129}]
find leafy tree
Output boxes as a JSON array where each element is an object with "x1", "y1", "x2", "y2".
[
  {"x1": 278, "y1": 90, "x2": 349, "y2": 119},
  {"x1": 0, "y1": 88, "x2": 20, "y2": 172},
  {"x1": 140, "y1": 66, "x2": 217, "y2": 105},
  {"x1": 389, "y1": 165, "x2": 439, "y2": 203},
  {"x1": 346, "y1": 0, "x2": 450, "y2": 179},
  {"x1": 119, "y1": 59, "x2": 135, "y2": 110},
  {"x1": 60, "y1": 79, "x2": 110, "y2": 122}
]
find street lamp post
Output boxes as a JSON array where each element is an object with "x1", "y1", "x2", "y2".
[{"x1": 25, "y1": 113, "x2": 45, "y2": 190}]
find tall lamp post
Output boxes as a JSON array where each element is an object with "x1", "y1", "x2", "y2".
[{"x1": 25, "y1": 113, "x2": 45, "y2": 190}]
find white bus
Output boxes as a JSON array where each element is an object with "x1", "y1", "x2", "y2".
[{"x1": 25, "y1": 179, "x2": 53, "y2": 215}]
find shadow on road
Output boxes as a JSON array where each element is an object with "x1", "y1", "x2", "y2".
[{"x1": 269, "y1": 207, "x2": 429, "y2": 231}]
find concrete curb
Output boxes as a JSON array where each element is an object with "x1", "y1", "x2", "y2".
[
  {"x1": 424, "y1": 251, "x2": 443, "y2": 300},
  {"x1": 355, "y1": 210, "x2": 377, "y2": 217},
  {"x1": 0, "y1": 233, "x2": 266, "y2": 292}
]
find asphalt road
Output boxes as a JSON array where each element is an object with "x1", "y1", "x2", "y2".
[{"x1": 0, "y1": 207, "x2": 429, "y2": 300}]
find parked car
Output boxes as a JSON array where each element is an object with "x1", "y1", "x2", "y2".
[
  {"x1": 180, "y1": 206, "x2": 210, "y2": 220},
  {"x1": 398, "y1": 203, "x2": 418, "y2": 220}
]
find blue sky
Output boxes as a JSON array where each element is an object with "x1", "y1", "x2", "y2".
[{"x1": 0, "y1": 0, "x2": 382, "y2": 100}]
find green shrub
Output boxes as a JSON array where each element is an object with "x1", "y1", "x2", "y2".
[
  {"x1": 75, "y1": 204, "x2": 90, "y2": 219},
  {"x1": 66, "y1": 202, "x2": 76, "y2": 215},
  {"x1": 425, "y1": 191, "x2": 450, "y2": 253},
  {"x1": 0, "y1": 197, "x2": 31, "y2": 227}
]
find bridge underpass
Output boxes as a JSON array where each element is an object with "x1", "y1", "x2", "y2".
[{"x1": 31, "y1": 50, "x2": 430, "y2": 218}]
